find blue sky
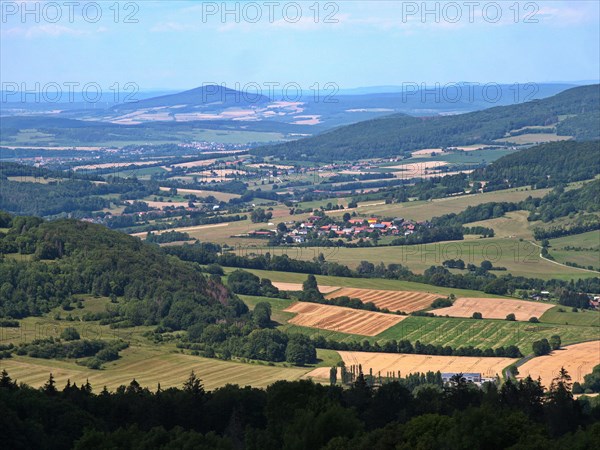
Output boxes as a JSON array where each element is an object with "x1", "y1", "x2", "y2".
[{"x1": 1, "y1": 1, "x2": 599, "y2": 91}]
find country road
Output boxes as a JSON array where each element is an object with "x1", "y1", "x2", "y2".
[{"x1": 527, "y1": 240, "x2": 600, "y2": 275}]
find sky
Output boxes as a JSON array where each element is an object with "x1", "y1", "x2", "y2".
[{"x1": 1, "y1": 0, "x2": 599, "y2": 93}]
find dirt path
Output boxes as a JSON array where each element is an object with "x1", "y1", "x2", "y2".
[{"x1": 528, "y1": 241, "x2": 600, "y2": 274}]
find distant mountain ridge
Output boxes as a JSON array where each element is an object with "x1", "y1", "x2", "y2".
[
  {"x1": 112, "y1": 85, "x2": 271, "y2": 113},
  {"x1": 251, "y1": 84, "x2": 600, "y2": 162}
]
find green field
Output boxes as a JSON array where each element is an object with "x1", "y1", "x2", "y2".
[
  {"x1": 229, "y1": 204, "x2": 599, "y2": 280},
  {"x1": 540, "y1": 305, "x2": 600, "y2": 327},
  {"x1": 277, "y1": 313, "x2": 599, "y2": 350},
  {"x1": 326, "y1": 187, "x2": 551, "y2": 222},
  {"x1": 549, "y1": 230, "x2": 600, "y2": 270},
  {"x1": 1, "y1": 127, "x2": 287, "y2": 147},
  {"x1": 399, "y1": 147, "x2": 520, "y2": 165},
  {"x1": 236, "y1": 236, "x2": 596, "y2": 280},
  {"x1": 495, "y1": 133, "x2": 571, "y2": 145}
]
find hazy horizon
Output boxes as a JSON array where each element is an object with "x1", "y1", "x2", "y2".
[{"x1": 2, "y1": 1, "x2": 599, "y2": 92}]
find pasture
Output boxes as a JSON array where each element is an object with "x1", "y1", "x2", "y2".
[
  {"x1": 331, "y1": 187, "x2": 551, "y2": 222},
  {"x1": 325, "y1": 288, "x2": 440, "y2": 313},
  {"x1": 497, "y1": 133, "x2": 571, "y2": 145},
  {"x1": 549, "y1": 230, "x2": 600, "y2": 270},
  {"x1": 284, "y1": 302, "x2": 406, "y2": 336},
  {"x1": 432, "y1": 297, "x2": 554, "y2": 322},
  {"x1": 246, "y1": 238, "x2": 593, "y2": 280},
  {"x1": 517, "y1": 340, "x2": 600, "y2": 386},
  {"x1": 541, "y1": 306, "x2": 600, "y2": 327}
]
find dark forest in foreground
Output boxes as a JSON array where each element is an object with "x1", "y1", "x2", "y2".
[{"x1": 1, "y1": 368, "x2": 599, "y2": 450}]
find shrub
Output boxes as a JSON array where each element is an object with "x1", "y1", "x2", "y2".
[
  {"x1": 532, "y1": 338, "x2": 551, "y2": 356},
  {"x1": 60, "y1": 327, "x2": 80, "y2": 341},
  {"x1": 431, "y1": 298, "x2": 452, "y2": 309}
]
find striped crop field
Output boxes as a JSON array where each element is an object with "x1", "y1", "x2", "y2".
[
  {"x1": 326, "y1": 287, "x2": 440, "y2": 313},
  {"x1": 284, "y1": 302, "x2": 406, "y2": 336}
]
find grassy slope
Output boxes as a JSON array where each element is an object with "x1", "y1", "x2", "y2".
[
  {"x1": 0, "y1": 349, "x2": 309, "y2": 392},
  {"x1": 540, "y1": 305, "x2": 600, "y2": 328},
  {"x1": 232, "y1": 205, "x2": 599, "y2": 280},
  {"x1": 549, "y1": 230, "x2": 600, "y2": 269},
  {"x1": 330, "y1": 187, "x2": 551, "y2": 222},
  {"x1": 0, "y1": 296, "x2": 312, "y2": 390}
]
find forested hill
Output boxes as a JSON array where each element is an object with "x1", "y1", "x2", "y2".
[
  {"x1": 0, "y1": 215, "x2": 245, "y2": 325},
  {"x1": 251, "y1": 84, "x2": 600, "y2": 161},
  {"x1": 473, "y1": 140, "x2": 600, "y2": 190}
]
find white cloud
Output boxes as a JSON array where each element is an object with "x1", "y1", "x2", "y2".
[{"x1": 1, "y1": 24, "x2": 86, "y2": 38}]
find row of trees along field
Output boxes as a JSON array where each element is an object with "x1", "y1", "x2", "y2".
[
  {"x1": 165, "y1": 242, "x2": 600, "y2": 296},
  {"x1": 1, "y1": 366, "x2": 599, "y2": 449}
]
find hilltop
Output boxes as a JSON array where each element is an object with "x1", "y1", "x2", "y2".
[{"x1": 111, "y1": 84, "x2": 271, "y2": 113}]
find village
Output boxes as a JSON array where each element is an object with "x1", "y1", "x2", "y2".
[{"x1": 246, "y1": 214, "x2": 425, "y2": 245}]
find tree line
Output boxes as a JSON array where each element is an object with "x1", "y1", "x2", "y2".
[{"x1": 1, "y1": 365, "x2": 598, "y2": 449}]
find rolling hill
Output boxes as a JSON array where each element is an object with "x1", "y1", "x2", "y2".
[
  {"x1": 111, "y1": 85, "x2": 271, "y2": 113},
  {"x1": 251, "y1": 84, "x2": 600, "y2": 161}
]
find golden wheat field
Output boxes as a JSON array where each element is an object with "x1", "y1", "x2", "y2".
[
  {"x1": 305, "y1": 351, "x2": 517, "y2": 379},
  {"x1": 271, "y1": 282, "x2": 341, "y2": 294},
  {"x1": 432, "y1": 297, "x2": 554, "y2": 321},
  {"x1": 326, "y1": 288, "x2": 440, "y2": 313},
  {"x1": 283, "y1": 302, "x2": 406, "y2": 336},
  {"x1": 0, "y1": 348, "x2": 310, "y2": 392},
  {"x1": 517, "y1": 340, "x2": 600, "y2": 387}
]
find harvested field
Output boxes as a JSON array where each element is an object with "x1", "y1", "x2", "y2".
[
  {"x1": 271, "y1": 282, "x2": 341, "y2": 294},
  {"x1": 518, "y1": 341, "x2": 600, "y2": 387},
  {"x1": 432, "y1": 297, "x2": 554, "y2": 321},
  {"x1": 284, "y1": 302, "x2": 406, "y2": 336},
  {"x1": 326, "y1": 288, "x2": 440, "y2": 313},
  {"x1": 172, "y1": 159, "x2": 217, "y2": 168},
  {"x1": 130, "y1": 222, "x2": 228, "y2": 237},
  {"x1": 0, "y1": 349, "x2": 309, "y2": 392},
  {"x1": 331, "y1": 351, "x2": 515, "y2": 378}
]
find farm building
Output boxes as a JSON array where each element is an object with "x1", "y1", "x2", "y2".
[{"x1": 442, "y1": 372, "x2": 482, "y2": 383}]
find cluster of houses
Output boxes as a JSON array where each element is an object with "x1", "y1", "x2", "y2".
[
  {"x1": 281, "y1": 216, "x2": 424, "y2": 244},
  {"x1": 528, "y1": 291, "x2": 600, "y2": 310}
]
